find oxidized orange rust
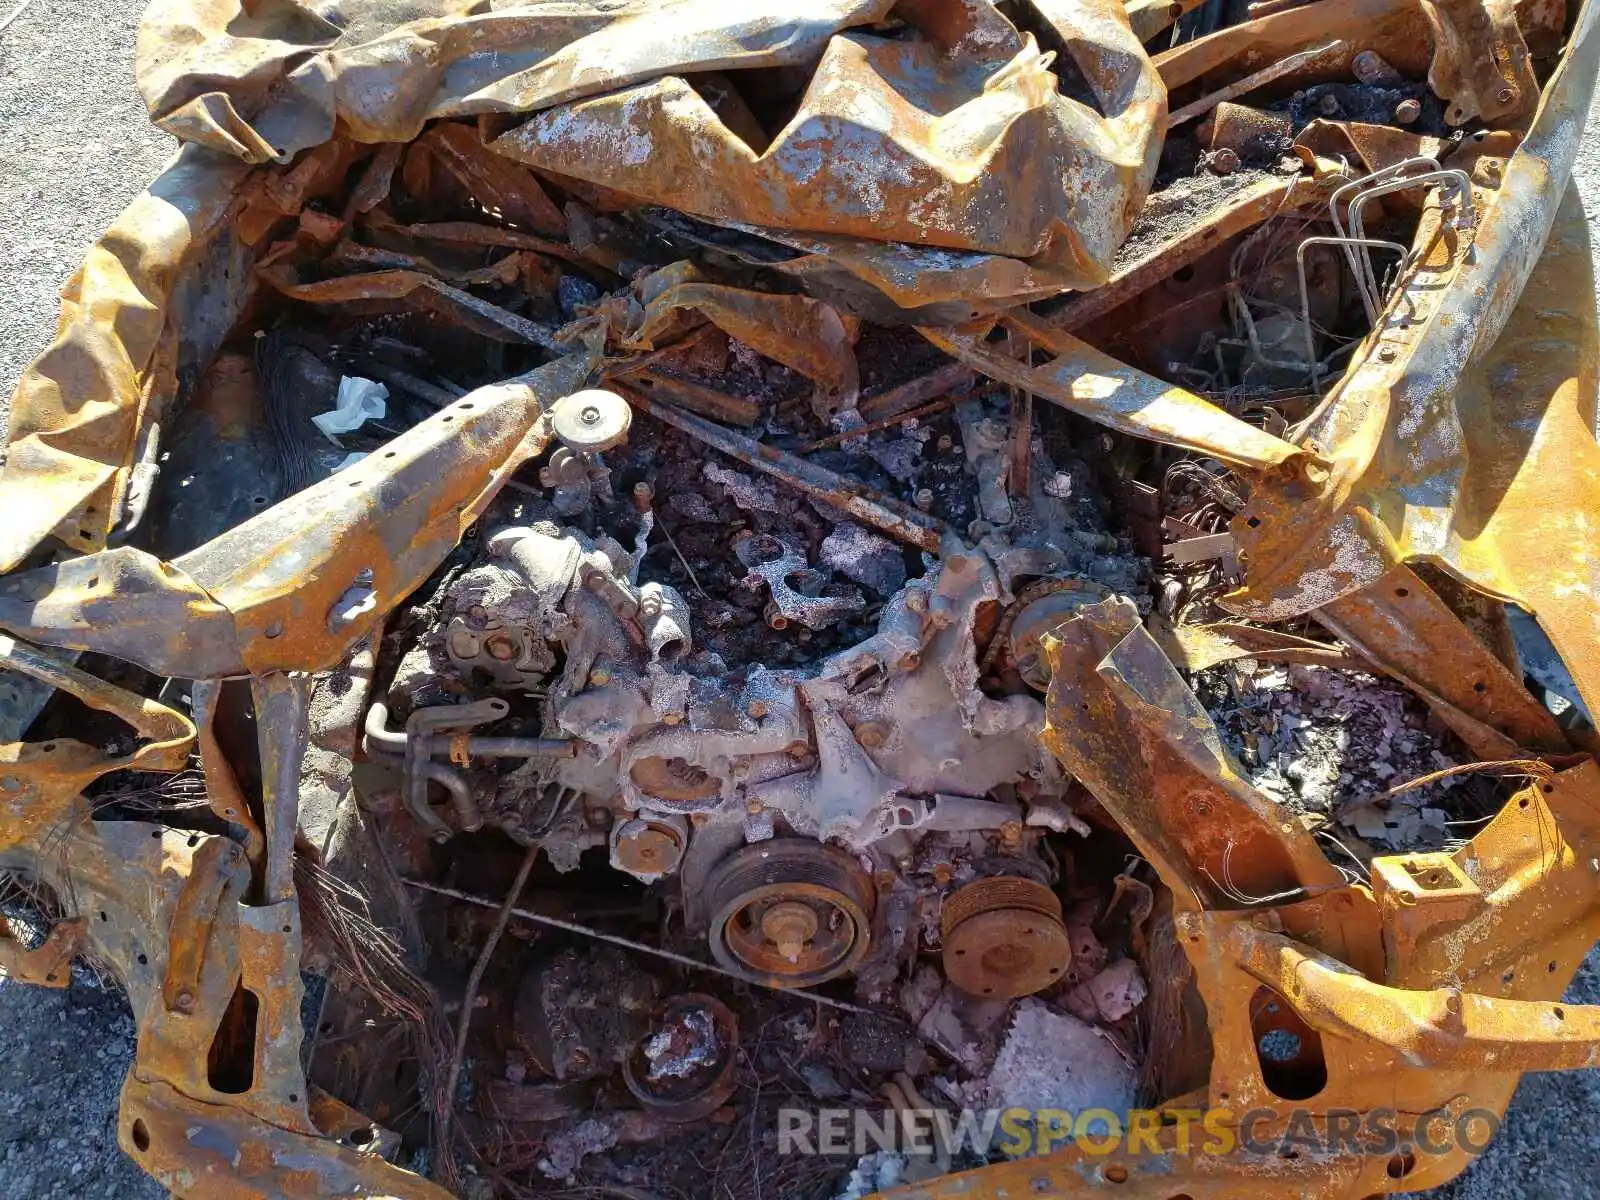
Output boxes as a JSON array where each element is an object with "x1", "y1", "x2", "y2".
[
  {"x1": 941, "y1": 876, "x2": 1072, "y2": 1000},
  {"x1": 0, "y1": 367, "x2": 582, "y2": 677},
  {"x1": 1226, "y1": 0, "x2": 1600, "y2": 721},
  {"x1": 0, "y1": 1, "x2": 1595, "y2": 1199},
  {"x1": 0, "y1": 916, "x2": 85, "y2": 988},
  {"x1": 924, "y1": 313, "x2": 1312, "y2": 472}
]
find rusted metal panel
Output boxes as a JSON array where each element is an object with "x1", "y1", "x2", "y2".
[
  {"x1": 1225, "y1": 0, "x2": 1600, "y2": 721},
  {"x1": 0, "y1": 1, "x2": 1594, "y2": 1198}
]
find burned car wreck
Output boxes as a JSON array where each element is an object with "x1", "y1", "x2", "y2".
[{"x1": 1, "y1": 0, "x2": 1600, "y2": 1196}]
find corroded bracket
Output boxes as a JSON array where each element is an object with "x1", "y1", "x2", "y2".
[{"x1": 0, "y1": 916, "x2": 85, "y2": 987}]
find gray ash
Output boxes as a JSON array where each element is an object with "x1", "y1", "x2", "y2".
[{"x1": 1194, "y1": 660, "x2": 1498, "y2": 853}]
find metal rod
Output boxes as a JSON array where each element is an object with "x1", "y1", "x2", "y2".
[
  {"x1": 1167, "y1": 41, "x2": 1340, "y2": 128},
  {"x1": 1007, "y1": 328, "x2": 1033, "y2": 498},
  {"x1": 350, "y1": 360, "x2": 464, "y2": 409},
  {"x1": 794, "y1": 392, "x2": 967, "y2": 453},
  {"x1": 623, "y1": 388, "x2": 950, "y2": 553},
  {"x1": 441, "y1": 843, "x2": 539, "y2": 1147},
  {"x1": 858, "y1": 361, "x2": 974, "y2": 423},
  {"x1": 403, "y1": 878, "x2": 882, "y2": 1016}
]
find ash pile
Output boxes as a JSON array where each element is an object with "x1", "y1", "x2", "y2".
[{"x1": 1, "y1": 0, "x2": 1594, "y2": 1198}]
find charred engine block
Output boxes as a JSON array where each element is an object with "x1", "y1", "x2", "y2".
[{"x1": 370, "y1": 387, "x2": 1144, "y2": 998}]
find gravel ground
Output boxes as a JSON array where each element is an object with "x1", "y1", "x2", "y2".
[{"x1": 1, "y1": 5, "x2": 1599, "y2": 1198}]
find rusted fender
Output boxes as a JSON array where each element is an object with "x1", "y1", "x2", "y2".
[
  {"x1": 136, "y1": 0, "x2": 895, "y2": 163},
  {"x1": 1224, "y1": 0, "x2": 1600, "y2": 719},
  {"x1": 0, "y1": 148, "x2": 255, "y2": 572}
]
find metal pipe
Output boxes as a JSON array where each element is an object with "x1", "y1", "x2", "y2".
[
  {"x1": 423, "y1": 762, "x2": 482, "y2": 835},
  {"x1": 369, "y1": 698, "x2": 574, "y2": 841},
  {"x1": 458, "y1": 736, "x2": 576, "y2": 757},
  {"x1": 363, "y1": 698, "x2": 408, "y2": 753},
  {"x1": 1348, "y1": 168, "x2": 1475, "y2": 301},
  {"x1": 1296, "y1": 236, "x2": 1411, "y2": 397},
  {"x1": 1327, "y1": 157, "x2": 1442, "y2": 309},
  {"x1": 365, "y1": 700, "x2": 575, "y2": 759}
]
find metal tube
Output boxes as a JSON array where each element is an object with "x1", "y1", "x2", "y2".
[
  {"x1": 366, "y1": 701, "x2": 575, "y2": 760},
  {"x1": 1296, "y1": 236, "x2": 1411, "y2": 398},
  {"x1": 1348, "y1": 168, "x2": 1475, "y2": 301},
  {"x1": 458, "y1": 736, "x2": 575, "y2": 758},
  {"x1": 422, "y1": 761, "x2": 483, "y2": 834},
  {"x1": 363, "y1": 699, "x2": 408, "y2": 753},
  {"x1": 1327, "y1": 157, "x2": 1442, "y2": 310}
]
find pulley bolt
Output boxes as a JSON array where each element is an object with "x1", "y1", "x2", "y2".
[
  {"x1": 762, "y1": 902, "x2": 819, "y2": 964},
  {"x1": 914, "y1": 488, "x2": 935, "y2": 510},
  {"x1": 581, "y1": 406, "x2": 601, "y2": 425}
]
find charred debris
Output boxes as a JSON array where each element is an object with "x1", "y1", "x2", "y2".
[{"x1": 1, "y1": 1, "x2": 1594, "y2": 1198}]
